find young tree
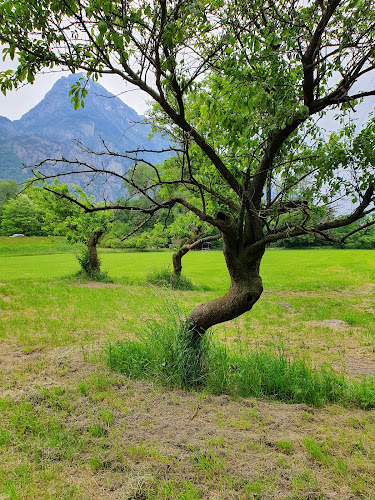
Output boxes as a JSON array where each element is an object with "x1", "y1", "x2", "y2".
[
  {"x1": 168, "y1": 213, "x2": 221, "y2": 280},
  {"x1": 54, "y1": 186, "x2": 113, "y2": 275},
  {"x1": 66, "y1": 208, "x2": 113, "y2": 276},
  {"x1": 30, "y1": 182, "x2": 114, "y2": 275},
  {"x1": 1, "y1": 1, "x2": 375, "y2": 337}
]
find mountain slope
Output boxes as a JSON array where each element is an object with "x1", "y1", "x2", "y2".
[{"x1": 0, "y1": 74, "x2": 170, "y2": 199}]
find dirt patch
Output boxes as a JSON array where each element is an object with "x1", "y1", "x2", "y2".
[
  {"x1": 264, "y1": 283, "x2": 375, "y2": 298},
  {"x1": 65, "y1": 376, "x2": 375, "y2": 499},
  {"x1": 303, "y1": 319, "x2": 349, "y2": 330},
  {"x1": 352, "y1": 297, "x2": 375, "y2": 314},
  {"x1": 0, "y1": 343, "x2": 374, "y2": 499},
  {"x1": 0, "y1": 342, "x2": 44, "y2": 368},
  {"x1": 74, "y1": 282, "x2": 122, "y2": 289},
  {"x1": 322, "y1": 319, "x2": 347, "y2": 327},
  {"x1": 338, "y1": 356, "x2": 375, "y2": 377},
  {"x1": 0, "y1": 342, "x2": 100, "y2": 398}
]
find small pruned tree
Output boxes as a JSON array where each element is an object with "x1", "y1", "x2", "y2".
[
  {"x1": 168, "y1": 214, "x2": 221, "y2": 281},
  {"x1": 55, "y1": 188, "x2": 113, "y2": 277},
  {"x1": 2, "y1": 1, "x2": 375, "y2": 339},
  {"x1": 29, "y1": 181, "x2": 114, "y2": 277}
]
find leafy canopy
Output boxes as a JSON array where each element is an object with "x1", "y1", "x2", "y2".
[{"x1": 1, "y1": 1, "x2": 375, "y2": 249}]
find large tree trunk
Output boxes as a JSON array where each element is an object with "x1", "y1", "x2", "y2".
[
  {"x1": 86, "y1": 229, "x2": 104, "y2": 272},
  {"x1": 172, "y1": 246, "x2": 188, "y2": 280},
  {"x1": 188, "y1": 214, "x2": 264, "y2": 336}
]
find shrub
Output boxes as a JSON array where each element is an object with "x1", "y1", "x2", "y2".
[
  {"x1": 145, "y1": 267, "x2": 194, "y2": 290},
  {"x1": 107, "y1": 303, "x2": 209, "y2": 389},
  {"x1": 76, "y1": 247, "x2": 93, "y2": 273}
]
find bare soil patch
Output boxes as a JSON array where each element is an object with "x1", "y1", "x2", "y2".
[
  {"x1": 74, "y1": 281, "x2": 122, "y2": 289},
  {"x1": 303, "y1": 319, "x2": 349, "y2": 330},
  {"x1": 335, "y1": 356, "x2": 375, "y2": 377},
  {"x1": 0, "y1": 342, "x2": 98, "y2": 398},
  {"x1": 264, "y1": 283, "x2": 375, "y2": 298}
]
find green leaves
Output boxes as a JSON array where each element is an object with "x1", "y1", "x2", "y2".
[
  {"x1": 97, "y1": 20, "x2": 107, "y2": 34},
  {"x1": 0, "y1": 194, "x2": 45, "y2": 236},
  {"x1": 25, "y1": 181, "x2": 113, "y2": 242},
  {"x1": 68, "y1": 78, "x2": 88, "y2": 110}
]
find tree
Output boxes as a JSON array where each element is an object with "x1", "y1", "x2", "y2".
[
  {"x1": 1, "y1": 1, "x2": 375, "y2": 337},
  {"x1": 167, "y1": 213, "x2": 221, "y2": 280},
  {"x1": 0, "y1": 193, "x2": 45, "y2": 235},
  {"x1": 125, "y1": 156, "x2": 223, "y2": 277},
  {"x1": 50, "y1": 185, "x2": 113, "y2": 276},
  {"x1": 0, "y1": 179, "x2": 18, "y2": 206},
  {"x1": 30, "y1": 181, "x2": 114, "y2": 276},
  {"x1": 0, "y1": 179, "x2": 18, "y2": 219}
]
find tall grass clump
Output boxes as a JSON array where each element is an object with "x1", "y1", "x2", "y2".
[
  {"x1": 106, "y1": 306, "x2": 375, "y2": 408},
  {"x1": 204, "y1": 343, "x2": 350, "y2": 406},
  {"x1": 145, "y1": 267, "x2": 194, "y2": 290},
  {"x1": 107, "y1": 303, "x2": 209, "y2": 389}
]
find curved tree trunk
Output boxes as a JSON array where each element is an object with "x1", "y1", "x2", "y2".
[
  {"x1": 189, "y1": 264, "x2": 263, "y2": 334},
  {"x1": 172, "y1": 232, "x2": 221, "y2": 281},
  {"x1": 172, "y1": 247, "x2": 186, "y2": 279},
  {"x1": 87, "y1": 229, "x2": 104, "y2": 272},
  {"x1": 188, "y1": 213, "x2": 264, "y2": 337}
]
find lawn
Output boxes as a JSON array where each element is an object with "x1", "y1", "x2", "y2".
[{"x1": 0, "y1": 239, "x2": 374, "y2": 499}]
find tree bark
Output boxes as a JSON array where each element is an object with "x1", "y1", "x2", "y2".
[
  {"x1": 87, "y1": 229, "x2": 104, "y2": 271},
  {"x1": 188, "y1": 215, "x2": 264, "y2": 336},
  {"x1": 172, "y1": 248, "x2": 185, "y2": 279}
]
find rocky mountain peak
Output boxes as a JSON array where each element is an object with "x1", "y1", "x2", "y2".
[{"x1": 0, "y1": 74, "x2": 170, "y2": 198}]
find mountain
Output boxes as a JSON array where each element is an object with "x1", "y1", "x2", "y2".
[{"x1": 0, "y1": 74, "x2": 170, "y2": 199}]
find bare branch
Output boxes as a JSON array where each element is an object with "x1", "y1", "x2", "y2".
[
  {"x1": 341, "y1": 218, "x2": 375, "y2": 242},
  {"x1": 247, "y1": 184, "x2": 374, "y2": 253},
  {"x1": 119, "y1": 214, "x2": 155, "y2": 241}
]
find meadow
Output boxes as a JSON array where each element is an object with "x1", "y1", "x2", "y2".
[{"x1": 0, "y1": 237, "x2": 374, "y2": 499}]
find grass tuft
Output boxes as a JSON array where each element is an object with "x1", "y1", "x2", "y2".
[
  {"x1": 106, "y1": 305, "x2": 375, "y2": 408},
  {"x1": 73, "y1": 268, "x2": 113, "y2": 283},
  {"x1": 107, "y1": 303, "x2": 209, "y2": 389},
  {"x1": 204, "y1": 343, "x2": 348, "y2": 406},
  {"x1": 145, "y1": 266, "x2": 195, "y2": 290}
]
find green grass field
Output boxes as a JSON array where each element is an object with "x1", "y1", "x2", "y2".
[{"x1": 0, "y1": 238, "x2": 374, "y2": 499}]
